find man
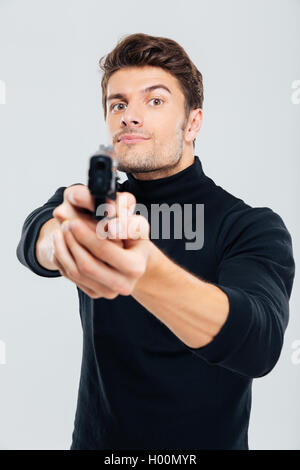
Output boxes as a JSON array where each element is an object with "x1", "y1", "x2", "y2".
[{"x1": 16, "y1": 33, "x2": 295, "y2": 450}]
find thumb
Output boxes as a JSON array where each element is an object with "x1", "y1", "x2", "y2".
[{"x1": 65, "y1": 184, "x2": 95, "y2": 212}]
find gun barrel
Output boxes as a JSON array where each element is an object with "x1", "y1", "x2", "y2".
[{"x1": 87, "y1": 145, "x2": 118, "y2": 220}]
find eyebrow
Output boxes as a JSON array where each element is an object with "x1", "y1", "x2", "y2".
[{"x1": 107, "y1": 84, "x2": 172, "y2": 103}]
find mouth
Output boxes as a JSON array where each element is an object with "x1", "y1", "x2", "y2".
[{"x1": 118, "y1": 136, "x2": 150, "y2": 145}]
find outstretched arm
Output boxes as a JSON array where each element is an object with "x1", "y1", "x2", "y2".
[
  {"x1": 132, "y1": 243, "x2": 230, "y2": 349},
  {"x1": 133, "y1": 205, "x2": 295, "y2": 379}
]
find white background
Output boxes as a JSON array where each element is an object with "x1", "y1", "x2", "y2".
[{"x1": 0, "y1": 0, "x2": 299, "y2": 449}]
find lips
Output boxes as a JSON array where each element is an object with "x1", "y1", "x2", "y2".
[{"x1": 118, "y1": 135, "x2": 149, "y2": 144}]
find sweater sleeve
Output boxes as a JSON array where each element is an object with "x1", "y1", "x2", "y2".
[
  {"x1": 16, "y1": 186, "x2": 67, "y2": 278},
  {"x1": 187, "y1": 202, "x2": 296, "y2": 379}
]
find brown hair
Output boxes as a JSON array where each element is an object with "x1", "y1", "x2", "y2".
[{"x1": 99, "y1": 33, "x2": 204, "y2": 148}]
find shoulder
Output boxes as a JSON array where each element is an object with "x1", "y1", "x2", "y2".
[
  {"x1": 217, "y1": 196, "x2": 291, "y2": 249},
  {"x1": 215, "y1": 196, "x2": 294, "y2": 279},
  {"x1": 202, "y1": 177, "x2": 291, "y2": 242},
  {"x1": 201, "y1": 175, "x2": 293, "y2": 257}
]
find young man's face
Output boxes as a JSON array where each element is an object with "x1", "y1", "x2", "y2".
[{"x1": 105, "y1": 65, "x2": 196, "y2": 177}]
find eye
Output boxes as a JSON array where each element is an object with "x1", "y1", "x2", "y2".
[
  {"x1": 149, "y1": 98, "x2": 164, "y2": 107},
  {"x1": 110, "y1": 98, "x2": 164, "y2": 112},
  {"x1": 111, "y1": 103, "x2": 127, "y2": 112}
]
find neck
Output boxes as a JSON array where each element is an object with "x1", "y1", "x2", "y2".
[
  {"x1": 131, "y1": 150, "x2": 195, "y2": 181},
  {"x1": 124, "y1": 155, "x2": 205, "y2": 204}
]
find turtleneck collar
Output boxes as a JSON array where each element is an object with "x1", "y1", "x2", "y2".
[{"x1": 124, "y1": 156, "x2": 205, "y2": 203}]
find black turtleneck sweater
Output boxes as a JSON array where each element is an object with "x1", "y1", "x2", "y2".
[{"x1": 16, "y1": 156, "x2": 295, "y2": 450}]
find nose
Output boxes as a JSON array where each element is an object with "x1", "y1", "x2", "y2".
[{"x1": 120, "y1": 103, "x2": 143, "y2": 128}]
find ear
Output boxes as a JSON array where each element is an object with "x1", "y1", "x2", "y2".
[{"x1": 184, "y1": 108, "x2": 203, "y2": 144}]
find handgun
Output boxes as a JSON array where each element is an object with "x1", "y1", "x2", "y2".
[{"x1": 88, "y1": 144, "x2": 119, "y2": 221}]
